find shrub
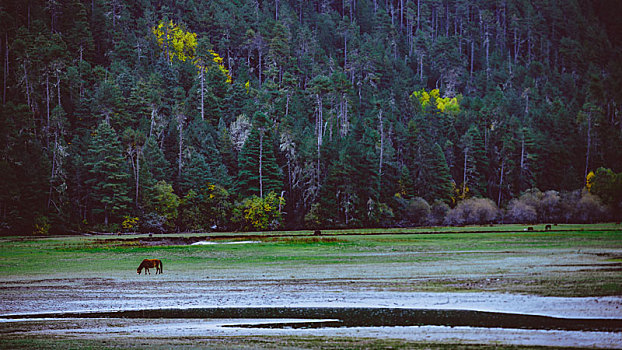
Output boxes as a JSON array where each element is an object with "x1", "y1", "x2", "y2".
[
  {"x1": 140, "y1": 212, "x2": 166, "y2": 233},
  {"x1": 144, "y1": 180, "x2": 180, "y2": 231},
  {"x1": 33, "y1": 215, "x2": 50, "y2": 235},
  {"x1": 428, "y1": 200, "x2": 450, "y2": 225},
  {"x1": 445, "y1": 197, "x2": 499, "y2": 225},
  {"x1": 505, "y1": 188, "x2": 563, "y2": 223},
  {"x1": 121, "y1": 216, "x2": 139, "y2": 232},
  {"x1": 235, "y1": 192, "x2": 285, "y2": 231},
  {"x1": 303, "y1": 203, "x2": 322, "y2": 229},
  {"x1": 365, "y1": 199, "x2": 395, "y2": 227},
  {"x1": 506, "y1": 198, "x2": 537, "y2": 223},
  {"x1": 573, "y1": 190, "x2": 609, "y2": 223},
  {"x1": 405, "y1": 197, "x2": 431, "y2": 225},
  {"x1": 540, "y1": 190, "x2": 563, "y2": 222},
  {"x1": 178, "y1": 183, "x2": 232, "y2": 232},
  {"x1": 588, "y1": 167, "x2": 622, "y2": 219},
  {"x1": 394, "y1": 197, "x2": 430, "y2": 226}
]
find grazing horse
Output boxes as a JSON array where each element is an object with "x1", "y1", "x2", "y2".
[{"x1": 137, "y1": 259, "x2": 163, "y2": 275}]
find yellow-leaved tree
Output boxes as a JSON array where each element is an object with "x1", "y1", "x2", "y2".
[
  {"x1": 152, "y1": 20, "x2": 197, "y2": 62},
  {"x1": 586, "y1": 170, "x2": 595, "y2": 191},
  {"x1": 411, "y1": 88, "x2": 461, "y2": 114},
  {"x1": 152, "y1": 20, "x2": 231, "y2": 83}
]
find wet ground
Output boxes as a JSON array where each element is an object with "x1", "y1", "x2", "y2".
[{"x1": 1, "y1": 276, "x2": 621, "y2": 348}]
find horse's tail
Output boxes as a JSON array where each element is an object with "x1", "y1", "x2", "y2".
[{"x1": 159, "y1": 259, "x2": 163, "y2": 273}]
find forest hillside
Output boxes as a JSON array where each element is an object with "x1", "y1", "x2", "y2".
[{"x1": 1, "y1": 0, "x2": 621, "y2": 233}]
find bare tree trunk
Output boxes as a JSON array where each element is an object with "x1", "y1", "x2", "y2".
[
  {"x1": 462, "y1": 147, "x2": 469, "y2": 195},
  {"x1": 56, "y1": 69, "x2": 61, "y2": 107},
  {"x1": 514, "y1": 27, "x2": 520, "y2": 64},
  {"x1": 584, "y1": 113, "x2": 591, "y2": 182},
  {"x1": 3, "y1": 34, "x2": 7, "y2": 106},
  {"x1": 498, "y1": 158, "x2": 504, "y2": 207},
  {"x1": 47, "y1": 133, "x2": 58, "y2": 210},
  {"x1": 417, "y1": 0, "x2": 420, "y2": 32},
  {"x1": 258, "y1": 47, "x2": 262, "y2": 86},
  {"x1": 259, "y1": 130, "x2": 264, "y2": 198},
  {"x1": 279, "y1": 190, "x2": 285, "y2": 213},
  {"x1": 508, "y1": 50, "x2": 512, "y2": 75},
  {"x1": 164, "y1": 25, "x2": 169, "y2": 63},
  {"x1": 445, "y1": 1, "x2": 449, "y2": 37},
  {"x1": 46, "y1": 74, "x2": 50, "y2": 144},
  {"x1": 378, "y1": 109, "x2": 384, "y2": 192},
  {"x1": 149, "y1": 105, "x2": 157, "y2": 138},
  {"x1": 128, "y1": 146, "x2": 141, "y2": 206},
  {"x1": 400, "y1": 0, "x2": 404, "y2": 30},
  {"x1": 527, "y1": 27, "x2": 532, "y2": 63},
  {"x1": 23, "y1": 63, "x2": 31, "y2": 108},
  {"x1": 433, "y1": 6, "x2": 437, "y2": 39},
  {"x1": 136, "y1": 148, "x2": 140, "y2": 205},
  {"x1": 343, "y1": 97, "x2": 348, "y2": 136},
  {"x1": 470, "y1": 40, "x2": 474, "y2": 79},
  {"x1": 200, "y1": 66, "x2": 205, "y2": 120},
  {"x1": 520, "y1": 136, "x2": 525, "y2": 170},
  {"x1": 285, "y1": 93, "x2": 291, "y2": 119},
  {"x1": 177, "y1": 115, "x2": 184, "y2": 179},
  {"x1": 419, "y1": 54, "x2": 423, "y2": 81},
  {"x1": 316, "y1": 94, "x2": 323, "y2": 189},
  {"x1": 344, "y1": 32, "x2": 347, "y2": 70},
  {"x1": 485, "y1": 31, "x2": 490, "y2": 81}
]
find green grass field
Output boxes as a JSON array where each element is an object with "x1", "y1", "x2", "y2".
[{"x1": 1, "y1": 223, "x2": 621, "y2": 296}]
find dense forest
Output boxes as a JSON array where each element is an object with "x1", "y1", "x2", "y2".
[{"x1": 1, "y1": 0, "x2": 621, "y2": 234}]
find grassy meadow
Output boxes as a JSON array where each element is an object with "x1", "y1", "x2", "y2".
[{"x1": 1, "y1": 223, "x2": 620, "y2": 297}]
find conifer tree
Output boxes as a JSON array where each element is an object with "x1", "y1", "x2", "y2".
[
  {"x1": 85, "y1": 121, "x2": 131, "y2": 226},
  {"x1": 237, "y1": 112, "x2": 282, "y2": 198},
  {"x1": 428, "y1": 143, "x2": 454, "y2": 204}
]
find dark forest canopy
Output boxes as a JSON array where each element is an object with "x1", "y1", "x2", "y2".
[{"x1": 1, "y1": 0, "x2": 621, "y2": 234}]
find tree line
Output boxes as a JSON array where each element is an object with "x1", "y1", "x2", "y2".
[{"x1": 1, "y1": 0, "x2": 621, "y2": 234}]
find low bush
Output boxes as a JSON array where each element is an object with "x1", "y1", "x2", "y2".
[{"x1": 445, "y1": 197, "x2": 499, "y2": 225}]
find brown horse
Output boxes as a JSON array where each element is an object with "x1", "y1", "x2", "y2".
[{"x1": 137, "y1": 259, "x2": 163, "y2": 275}]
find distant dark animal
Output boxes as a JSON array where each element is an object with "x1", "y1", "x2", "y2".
[
  {"x1": 527, "y1": 227, "x2": 534, "y2": 231},
  {"x1": 314, "y1": 230, "x2": 322, "y2": 236},
  {"x1": 137, "y1": 259, "x2": 162, "y2": 275},
  {"x1": 545, "y1": 224, "x2": 552, "y2": 231}
]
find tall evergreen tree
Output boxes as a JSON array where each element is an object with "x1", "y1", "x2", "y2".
[
  {"x1": 237, "y1": 112, "x2": 282, "y2": 198},
  {"x1": 85, "y1": 121, "x2": 131, "y2": 226}
]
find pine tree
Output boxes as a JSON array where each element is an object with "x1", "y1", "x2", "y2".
[
  {"x1": 142, "y1": 136, "x2": 170, "y2": 184},
  {"x1": 459, "y1": 125, "x2": 487, "y2": 198},
  {"x1": 237, "y1": 112, "x2": 282, "y2": 198},
  {"x1": 85, "y1": 121, "x2": 131, "y2": 226},
  {"x1": 428, "y1": 143, "x2": 454, "y2": 204}
]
